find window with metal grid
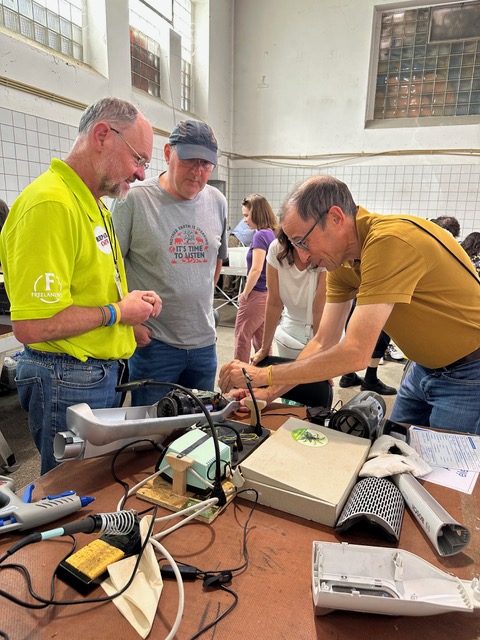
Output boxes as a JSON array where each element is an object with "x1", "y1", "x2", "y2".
[
  {"x1": 129, "y1": 0, "x2": 192, "y2": 110},
  {"x1": 0, "y1": 0, "x2": 83, "y2": 62},
  {"x1": 130, "y1": 26, "x2": 161, "y2": 98},
  {"x1": 372, "y1": 2, "x2": 480, "y2": 121}
]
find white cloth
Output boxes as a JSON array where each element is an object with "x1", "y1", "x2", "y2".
[
  {"x1": 267, "y1": 240, "x2": 323, "y2": 357},
  {"x1": 101, "y1": 516, "x2": 163, "y2": 639},
  {"x1": 359, "y1": 435, "x2": 432, "y2": 479}
]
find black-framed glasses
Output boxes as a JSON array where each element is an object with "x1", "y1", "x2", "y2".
[
  {"x1": 291, "y1": 209, "x2": 329, "y2": 250},
  {"x1": 109, "y1": 126, "x2": 149, "y2": 170}
]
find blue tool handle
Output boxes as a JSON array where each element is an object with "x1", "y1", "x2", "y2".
[{"x1": 0, "y1": 494, "x2": 95, "y2": 534}]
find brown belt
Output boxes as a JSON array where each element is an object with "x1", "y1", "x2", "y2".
[{"x1": 444, "y1": 346, "x2": 480, "y2": 370}]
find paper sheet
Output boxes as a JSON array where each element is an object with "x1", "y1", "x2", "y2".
[
  {"x1": 422, "y1": 466, "x2": 478, "y2": 495},
  {"x1": 409, "y1": 426, "x2": 480, "y2": 471}
]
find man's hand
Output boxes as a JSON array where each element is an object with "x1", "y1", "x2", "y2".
[
  {"x1": 118, "y1": 290, "x2": 162, "y2": 325},
  {"x1": 218, "y1": 359, "x2": 268, "y2": 393},
  {"x1": 227, "y1": 387, "x2": 274, "y2": 413},
  {"x1": 134, "y1": 324, "x2": 152, "y2": 347}
]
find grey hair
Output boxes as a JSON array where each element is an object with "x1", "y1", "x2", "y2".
[
  {"x1": 282, "y1": 175, "x2": 357, "y2": 229},
  {"x1": 78, "y1": 97, "x2": 139, "y2": 134}
]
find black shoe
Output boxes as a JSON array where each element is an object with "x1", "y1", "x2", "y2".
[
  {"x1": 339, "y1": 373, "x2": 364, "y2": 388},
  {"x1": 361, "y1": 379, "x2": 397, "y2": 395}
]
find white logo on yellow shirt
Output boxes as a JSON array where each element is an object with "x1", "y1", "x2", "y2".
[
  {"x1": 95, "y1": 225, "x2": 112, "y2": 254},
  {"x1": 32, "y1": 272, "x2": 62, "y2": 304}
]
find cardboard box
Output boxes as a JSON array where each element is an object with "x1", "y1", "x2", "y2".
[{"x1": 239, "y1": 417, "x2": 371, "y2": 527}]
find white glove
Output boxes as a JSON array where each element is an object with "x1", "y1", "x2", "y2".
[
  {"x1": 367, "y1": 435, "x2": 417, "y2": 459},
  {"x1": 101, "y1": 515, "x2": 163, "y2": 638},
  {"x1": 360, "y1": 435, "x2": 432, "y2": 478}
]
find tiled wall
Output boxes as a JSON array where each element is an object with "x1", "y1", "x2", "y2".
[
  {"x1": 228, "y1": 163, "x2": 480, "y2": 238},
  {"x1": 0, "y1": 106, "x2": 229, "y2": 210},
  {"x1": 1, "y1": 107, "x2": 479, "y2": 239}
]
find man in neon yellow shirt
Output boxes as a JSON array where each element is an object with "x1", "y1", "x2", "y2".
[
  {"x1": 219, "y1": 175, "x2": 480, "y2": 434},
  {"x1": 0, "y1": 97, "x2": 162, "y2": 473}
]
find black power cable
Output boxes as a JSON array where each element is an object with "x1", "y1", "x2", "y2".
[{"x1": 116, "y1": 379, "x2": 228, "y2": 506}]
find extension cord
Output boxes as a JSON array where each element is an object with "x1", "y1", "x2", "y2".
[{"x1": 56, "y1": 523, "x2": 141, "y2": 594}]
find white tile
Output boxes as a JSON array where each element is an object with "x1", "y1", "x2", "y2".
[
  {"x1": 28, "y1": 161, "x2": 41, "y2": 178},
  {"x1": 60, "y1": 137, "x2": 70, "y2": 153},
  {"x1": 17, "y1": 175, "x2": 30, "y2": 190},
  {"x1": 37, "y1": 118, "x2": 48, "y2": 134},
  {"x1": 27, "y1": 146, "x2": 40, "y2": 162},
  {"x1": 1, "y1": 124, "x2": 15, "y2": 142},
  {"x1": 14, "y1": 127, "x2": 27, "y2": 145},
  {"x1": 48, "y1": 120, "x2": 59, "y2": 136},
  {"x1": 5, "y1": 175, "x2": 18, "y2": 191},
  {"x1": 26, "y1": 130, "x2": 39, "y2": 147},
  {"x1": 16, "y1": 160, "x2": 29, "y2": 177},
  {"x1": 12, "y1": 112, "x2": 26, "y2": 128},
  {"x1": 38, "y1": 132, "x2": 49, "y2": 149},
  {"x1": 2, "y1": 141, "x2": 15, "y2": 158},
  {"x1": 49, "y1": 136, "x2": 60, "y2": 152},
  {"x1": 0, "y1": 176, "x2": 5, "y2": 190},
  {"x1": 0, "y1": 108, "x2": 13, "y2": 125},
  {"x1": 58, "y1": 123, "x2": 70, "y2": 138},
  {"x1": 39, "y1": 148, "x2": 51, "y2": 164},
  {"x1": 6, "y1": 190, "x2": 18, "y2": 204},
  {"x1": 25, "y1": 114, "x2": 37, "y2": 131},
  {"x1": 16, "y1": 144, "x2": 28, "y2": 161},
  {"x1": 4, "y1": 158, "x2": 16, "y2": 174}
]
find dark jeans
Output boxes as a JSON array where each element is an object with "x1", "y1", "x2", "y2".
[{"x1": 258, "y1": 355, "x2": 333, "y2": 408}]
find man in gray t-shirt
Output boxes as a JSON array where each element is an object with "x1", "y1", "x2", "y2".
[{"x1": 113, "y1": 119, "x2": 227, "y2": 406}]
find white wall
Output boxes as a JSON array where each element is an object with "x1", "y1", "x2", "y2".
[{"x1": 232, "y1": 0, "x2": 480, "y2": 157}]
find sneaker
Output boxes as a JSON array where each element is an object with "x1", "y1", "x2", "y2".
[
  {"x1": 361, "y1": 379, "x2": 397, "y2": 395},
  {"x1": 339, "y1": 373, "x2": 364, "y2": 388},
  {"x1": 384, "y1": 343, "x2": 406, "y2": 363}
]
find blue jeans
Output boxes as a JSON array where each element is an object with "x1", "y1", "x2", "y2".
[
  {"x1": 128, "y1": 339, "x2": 217, "y2": 406},
  {"x1": 390, "y1": 359, "x2": 480, "y2": 433},
  {"x1": 16, "y1": 347, "x2": 124, "y2": 475}
]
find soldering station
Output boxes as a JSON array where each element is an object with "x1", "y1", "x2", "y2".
[{"x1": 1, "y1": 378, "x2": 479, "y2": 639}]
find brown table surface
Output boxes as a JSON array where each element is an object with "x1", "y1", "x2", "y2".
[{"x1": 1, "y1": 406, "x2": 479, "y2": 640}]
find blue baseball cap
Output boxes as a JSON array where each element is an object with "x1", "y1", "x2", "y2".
[{"x1": 169, "y1": 119, "x2": 218, "y2": 165}]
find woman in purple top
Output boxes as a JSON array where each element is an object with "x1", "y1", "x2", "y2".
[{"x1": 234, "y1": 194, "x2": 277, "y2": 362}]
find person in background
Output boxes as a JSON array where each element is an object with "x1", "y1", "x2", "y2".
[
  {"x1": 339, "y1": 310, "x2": 397, "y2": 395},
  {"x1": 0, "y1": 199, "x2": 9, "y2": 232},
  {"x1": 113, "y1": 119, "x2": 227, "y2": 406},
  {"x1": 233, "y1": 194, "x2": 277, "y2": 362},
  {"x1": 431, "y1": 216, "x2": 460, "y2": 239},
  {"x1": 0, "y1": 97, "x2": 161, "y2": 473},
  {"x1": 252, "y1": 228, "x2": 326, "y2": 362},
  {"x1": 220, "y1": 175, "x2": 480, "y2": 434},
  {"x1": 461, "y1": 231, "x2": 480, "y2": 277},
  {"x1": 248, "y1": 228, "x2": 332, "y2": 408}
]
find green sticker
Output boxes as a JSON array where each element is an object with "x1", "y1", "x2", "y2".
[{"x1": 291, "y1": 428, "x2": 328, "y2": 447}]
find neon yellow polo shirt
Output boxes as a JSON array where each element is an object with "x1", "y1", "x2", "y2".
[{"x1": 0, "y1": 159, "x2": 136, "y2": 361}]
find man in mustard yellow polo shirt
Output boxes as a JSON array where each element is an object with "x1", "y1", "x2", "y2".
[
  {"x1": 219, "y1": 175, "x2": 480, "y2": 434},
  {"x1": 0, "y1": 97, "x2": 162, "y2": 473}
]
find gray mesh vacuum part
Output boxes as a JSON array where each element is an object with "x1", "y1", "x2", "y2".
[{"x1": 335, "y1": 476, "x2": 405, "y2": 542}]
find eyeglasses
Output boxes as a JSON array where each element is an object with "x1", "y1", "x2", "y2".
[
  {"x1": 291, "y1": 209, "x2": 330, "y2": 251},
  {"x1": 177, "y1": 157, "x2": 215, "y2": 171},
  {"x1": 109, "y1": 126, "x2": 149, "y2": 170}
]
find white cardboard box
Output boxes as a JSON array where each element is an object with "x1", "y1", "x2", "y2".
[{"x1": 239, "y1": 417, "x2": 371, "y2": 527}]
